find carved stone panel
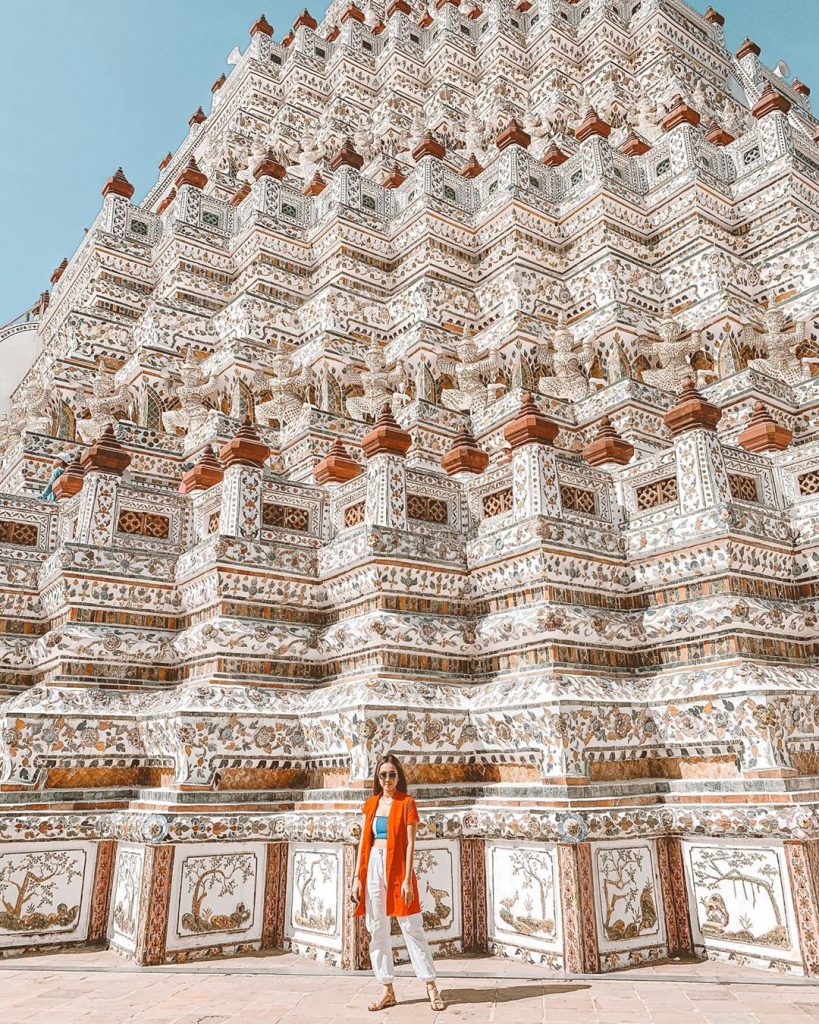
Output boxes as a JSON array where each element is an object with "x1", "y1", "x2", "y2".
[
  {"x1": 486, "y1": 841, "x2": 562, "y2": 966},
  {"x1": 165, "y1": 842, "x2": 266, "y2": 952},
  {"x1": 684, "y1": 840, "x2": 802, "y2": 971},
  {"x1": 0, "y1": 841, "x2": 97, "y2": 948}
]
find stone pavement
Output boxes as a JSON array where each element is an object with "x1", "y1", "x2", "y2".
[{"x1": 1, "y1": 951, "x2": 819, "y2": 1024}]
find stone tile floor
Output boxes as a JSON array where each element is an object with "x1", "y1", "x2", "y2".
[{"x1": 0, "y1": 951, "x2": 818, "y2": 1024}]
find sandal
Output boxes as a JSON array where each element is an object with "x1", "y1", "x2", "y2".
[
  {"x1": 369, "y1": 987, "x2": 397, "y2": 1012},
  {"x1": 426, "y1": 982, "x2": 446, "y2": 1011}
]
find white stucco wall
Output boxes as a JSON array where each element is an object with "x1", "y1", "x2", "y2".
[{"x1": 0, "y1": 323, "x2": 42, "y2": 412}]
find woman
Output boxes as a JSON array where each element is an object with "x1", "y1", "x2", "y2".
[
  {"x1": 350, "y1": 753, "x2": 446, "y2": 1012},
  {"x1": 39, "y1": 454, "x2": 70, "y2": 502}
]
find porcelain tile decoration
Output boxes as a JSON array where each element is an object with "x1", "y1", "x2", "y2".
[{"x1": 2, "y1": 0, "x2": 819, "y2": 977}]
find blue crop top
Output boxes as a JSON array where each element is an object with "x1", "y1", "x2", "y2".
[{"x1": 373, "y1": 815, "x2": 388, "y2": 839}]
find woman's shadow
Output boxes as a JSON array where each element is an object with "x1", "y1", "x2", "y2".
[{"x1": 407, "y1": 982, "x2": 591, "y2": 1006}]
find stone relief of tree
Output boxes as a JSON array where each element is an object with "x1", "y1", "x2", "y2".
[
  {"x1": 112, "y1": 852, "x2": 141, "y2": 938},
  {"x1": 293, "y1": 853, "x2": 336, "y2": 933},
  {"x1": 597, "y1": 848, "x2": 658, "y2": 942},
  {"x1": 180, "y1": 853, "x2": 254, "y2": 934},
  {"x1": 496, "y1": 850, "x2": 556, "y2": 937},
  {"x1": 0, "y1": 850, "x2": 83, "y2": 933},
  {"x1": 691, "y1": 847, "x2": 788, "y2": 949}
]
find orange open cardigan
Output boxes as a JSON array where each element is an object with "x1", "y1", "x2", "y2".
[{"x1": 354, "y1": 790, "x2": 421, "y2": 918}]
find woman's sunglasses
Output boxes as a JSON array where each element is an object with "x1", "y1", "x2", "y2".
[{"x1": 379, "y1": 771, "x2": 398, "y2": 780}]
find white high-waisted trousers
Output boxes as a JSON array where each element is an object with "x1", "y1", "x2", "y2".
[{"x1": 365, "y1": 847, "x2": 436, "y2": 984}]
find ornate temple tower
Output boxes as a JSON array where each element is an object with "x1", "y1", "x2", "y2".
[{"x1": 2, "y1": 0, "x2": 819, "y2": 975}]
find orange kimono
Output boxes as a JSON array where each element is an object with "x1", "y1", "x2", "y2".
[{"x1": 354, "y1": 790, "x2": 422, "y2": 918}]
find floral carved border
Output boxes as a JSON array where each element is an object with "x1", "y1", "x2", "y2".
[
  {"x1": 558, "y1": 843, "x2": 599, "y2": 973},
  {"x1": 133, "y1": 845, "x2": 174, "y2": 966},
  {"x1": 784, "y1": 840, "x2": 819, "y2": 976},
  {"x1": 261, "y1": 841, "x2": 288, "y2": 949},
  {"x1": 88, "y1": 839, "x2": 115, "y2": 944},
  {"x1": 460, "y1": 837, "x2": 487, "y2": 953},
  {"x1": 656, "y1": 836, "x2": 693, "y2": 958}
]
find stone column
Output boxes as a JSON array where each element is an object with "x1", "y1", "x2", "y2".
[
  {"x1": 557, "y1": 843, "x2": 600, "y2": 973},
  {"x1": 665, "y1": 378, "x2": 731, "y2": 513},
  {"x1": 217, "y1": 422, "x2": 270, "y2": 539},
  {"x1": 75, "y1": 425, "x2": 132, "y2": 546},
  {"x1": 361, "y1": 405, "x2": 412, "y2": 529},
  {"x1": 503, "y1": 392, "x2": 560, "y2": 521}
]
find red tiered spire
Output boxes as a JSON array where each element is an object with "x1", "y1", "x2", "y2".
[
  {"x1": 736, "y1": 37, "x2": 761, "y2": 60},
  {"x1": 582, "y1": 416, "x2": 634, "y2": 467},
  {"x1": 50, "y1": 258, "x2": 69, "y2": 285},
  {"x1": 52, "y1": 455, "x2": 86, "y2": 500},
  {"x1": 250, "y1": 13, "x2": 274, "y2": 36},
  {"x1": 661, "y1": 95, "x2": 701, "y2": 131},
  {"x1": 188, "y1": 107, "x2": 207, "y2": 128},
  {"x1": 303, "y1": 171, "x2": 327, "y2": 196},
  {"x1": 230, "y1": 181, "x2": 252, "y2": 207},
  {"x1": 503, "y1": 393, "x2": 559, "y2": 450},
  {"x1": 663, "y1": 378, "x2": 721, "y2": 436},
  {"x1": 220, "y1": 420, "x2": 271, "y2": 468},
  {"x1": 361, "y1": 404, "x2": 412, "y2": 458},
  {"x1": 102, "y1": 167, "x2": 135, "y2": 200},
  {"x1": 180, "y1": 446, "x2": 224, "y2": 493},
  {"x1": 330, "y1": 138, "x2": 364, "y2": 171},
  {"x1": 751, "y1": 83, "x2": 792, "y2": 119},
  {"x1": 574, "y1": 107, "x2": 611, "y2": 142},
  {"x1": 314, "y1": 438, "x2": 362, "y2": 484},
  {"x1": 175, "y1": 156, "x2": 208, "y2": 189},
  {"x1": 460, "y1": 154, "x2": 484, "y2": 178},
  {"x1": 382, "y1": 163, "x2": 406, "y2": 188},
  {"x1": 253, "y1": 148, "x2": 287, "y2": 180},
  {"x1": 293, "y1": 9, "x2": 318, "y2": 30},
  {"x1": 620, "y1": 131, "x2": 651, "y2": 156},
  {"x1": 496, "y1": 118, "x2": 531, "y2": 151},
  {"x1": 738, "y1": 402, "x2": 792, "y2": 453},
  {"x1": 441, "y1": 426, "x2": 489, "y2": 476},
  {"x1": 412, "y1": 131, "x2": 446, "y2": 161},
  {"x1": 80, "y1": 425, "x2": 132, "y2": 476},
  {"x1": 340, "y1": 3, "x2": 366, "y2": 22},
  {"x1": 541, "y1": 142, "x2": 568, "y2": 167},
  {"x1": 704, "y1": 122, "x2": 735, "y2": 146}
]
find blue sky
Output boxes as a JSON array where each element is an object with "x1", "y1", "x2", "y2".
[{"x1": 0, "y1": 0, "x2": 816, "y2": 324}]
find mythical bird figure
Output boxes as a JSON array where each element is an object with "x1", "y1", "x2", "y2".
[
  {"x1": 538, "y1": 311, "x2": 595, "y2": 402},
  {"x1": 640, "y1": 307, "x2": 699, "y2": 393},
  {"x1": 343, "y1": 342, "x2": 411, "y2": 420},
  {"x1": 75, "y1": 361, "x2": 130, "y2": 443},
  {"x1": 439, "y1": 333, "x2": 502, "y2": 414},
  {"x1": 162, "y1": 347, "x2": 220, "y2": 435},
  {"x1": 253, "y1": 342, "x2": 310, "y2": 428},
  {"x1": 746, "y1": 302, "x2": 808, "y2": 387}
]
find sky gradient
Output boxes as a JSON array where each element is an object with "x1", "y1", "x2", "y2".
[{"x1": 0, "y1": 0, "x2": 816, "y2": 325}]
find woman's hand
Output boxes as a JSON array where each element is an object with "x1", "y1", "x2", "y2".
[
  {"x1": 350, "y1": 877, "x2": 362, "y2": 907},
  {"x1": 400, "y1": 877, "x2": 413, "y2": 906}
]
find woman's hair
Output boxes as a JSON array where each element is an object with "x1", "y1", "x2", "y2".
[{"x1": 372, "y1": 752, "x2": 408, "y2": 795}]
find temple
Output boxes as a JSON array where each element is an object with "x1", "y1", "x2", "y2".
[{"x1": 2, "y1": 0, "x2": 819, "y2": 976}]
